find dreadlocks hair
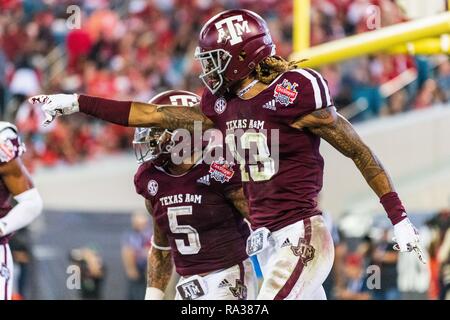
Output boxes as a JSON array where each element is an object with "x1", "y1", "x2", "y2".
[{"x1": 254, "y1": 55, "x2": 306, "y2": 84}]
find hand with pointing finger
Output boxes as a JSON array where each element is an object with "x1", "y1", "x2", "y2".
[
  {"x1": 29, "y1": 94, "x2": 80, "y2": 126},
  {"x1": 393, "y1": 218, "x2": 426, "y2": 264}
]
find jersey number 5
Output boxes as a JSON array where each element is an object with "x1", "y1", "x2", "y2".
[
  {"x1": 226, "y1": 132, "x2": 275, "y2": 182},
  {"x1": 167, "y1": 206, "x2": 201, "y2": 255}
]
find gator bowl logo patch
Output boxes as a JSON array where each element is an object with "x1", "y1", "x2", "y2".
[
  {"x1": 274, "y1": 79, "x2": 298, "y2": 106},
  {"x1": 0, "y1": 263, "x2": 10, "y2": 281},
  {"x1": 209, "y1": 157, "x2": 235, "y2": 183}
]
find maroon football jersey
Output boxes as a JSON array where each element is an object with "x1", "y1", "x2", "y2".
[
  {"x1": 201, "y1": 68, "x2": 333, "y2": 232},
  {"x1": 134, "y1": 155, "x2": 250, "y2": 276},
  {"x1": 0, "y1": 123, "x2": 26, "y2": 244}
]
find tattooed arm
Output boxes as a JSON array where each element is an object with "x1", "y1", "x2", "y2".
[
  {"x1": 225, "y1": 187, "x2": 250, "y2": 220},
  {"x1": 292, "y1": 107, "x2": 426, "y2": 262},
  {"x1": 130, "y1": 102, "x2": 214, "y2": 132},
  {"x1": 29, "y1": 94, "x2": 214, "y2": 133},
  {"x1": 291, "y1": 107, "x2": 393, "y2": 197},
  {"x1": 145, "y1": 200, "x2": 173, "y2": 298}
]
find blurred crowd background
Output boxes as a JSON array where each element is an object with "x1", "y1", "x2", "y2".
[
  {"x1": 1, "y1": 0, "x2": 449, "y2": 170},
  {"x1": 1, "y1": 0, "x2": 449, "y2": 300},
  {"x1": 323, "y1": 209, "x2": 450, "y2": 300}
]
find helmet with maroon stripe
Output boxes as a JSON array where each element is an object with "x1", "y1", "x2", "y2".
[
  {"x1": 132, "y1": 90, "x2": 200, "y2": 166},
  {"x1": 195, "y1": 9, "x2": 275, "y2": 95}
]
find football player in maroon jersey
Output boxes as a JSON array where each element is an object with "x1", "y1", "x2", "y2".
[
  {"x1": 0, "y1": 122, "x2": 43, "y2": 300},
  {"x1": 30, "y1": 9, "x2": 423, "y2": 300},
  {"x1": 133, "y1": 90, "x2": 256, "y2": 300}
]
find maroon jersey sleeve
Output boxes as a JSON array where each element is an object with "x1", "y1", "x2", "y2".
[
  {"x1": 0, "y1": 125, "x2": 25, "y2": 163},
  {"x1": 134, "y1": 162, "x2": 153, "y2": 200},
  {"x1": 279, "y1": 68, "x2": 334, "y2": 121},
  {"x1": 200, "y1": 88, "x2": 219, "y2": 120}
]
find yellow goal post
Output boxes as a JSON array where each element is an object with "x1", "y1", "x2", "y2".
[{"x1": 290, "y1": 7, "x2": 450, "y2": 69}]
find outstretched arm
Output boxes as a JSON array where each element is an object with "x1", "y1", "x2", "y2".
[
  {"x1": 145, "y1": 200, "x2": 173, "y2": 300},
  {"x1": 29, "y1": 94, "x2": 214, "y2": 132},
  {"x1": 132, "y1": 102, "x2": 213, "y2": 132}
]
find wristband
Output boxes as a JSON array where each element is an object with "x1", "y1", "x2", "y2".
[
  {"x1": 78, "y1": 95, "x2": 132, "y2": 126},
  {"x1": 380, "y1": 192, "x2": 407, "y2": 225},
  {"x1": 145, "y1": 287, "x2": 165, "y2": 300},
  {"x1": 151, "y1": 236, "x2": 171, "y2": 251}
]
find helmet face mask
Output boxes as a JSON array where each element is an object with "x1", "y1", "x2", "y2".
[
  {"x1": 133, "y1": 127, "x2": 174, "y2": 164},
  {"x1": 195, "y1": 47, "x2": 232, "y2": 95},
  {"x1": 132, "y1": 89, "x2": 201, "y2": 166}
]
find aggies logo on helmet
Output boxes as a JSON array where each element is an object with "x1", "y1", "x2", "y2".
[
  {"x1": 215, "y1": 15, "x2": 252, "y2": 45},
  {"x1": 169, "y1": 95, "x2": 199, "y2": 107}
]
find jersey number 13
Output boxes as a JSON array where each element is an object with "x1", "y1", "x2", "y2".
[{"x1": 226, "y1": 132, "x2": 275, "y2": 182}]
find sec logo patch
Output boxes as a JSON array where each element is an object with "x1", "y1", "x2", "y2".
[
  {"x1": 214, "y1": 97, "x2": 227, "y2": 114},
  {"x1": 147, "y1": 180, "x2": 159, "y2": 196}
]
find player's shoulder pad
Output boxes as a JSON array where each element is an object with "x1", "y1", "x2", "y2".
[
  {"x1": 0, "y1": 121, "x2": 24, "y2": 163},
  {"x1": 200, "y1": 87, "x2": 214, "y2": 102},
  {"x1": 200, "y1": 88, "x2": 229, "y2": 118},
  {"x1": 281, "y1": 68, "x2": 333, "y2": 109},
  {"x1": 134, "y1": 161, "x2": 155, "y2": 197}
]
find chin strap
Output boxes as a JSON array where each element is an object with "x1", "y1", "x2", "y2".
[{"x1": 237, "y1": 79, "x2": 259, "y2": 98}]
